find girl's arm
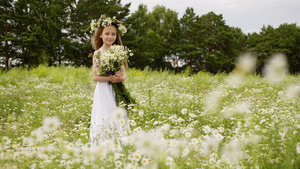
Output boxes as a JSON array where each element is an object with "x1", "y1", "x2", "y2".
[
  {"x1": 92, "y1": 51, "x2": 111, "y2": 82},
  {"x1": 110, "y1": 65, "x2": 127, "y2": 83}
]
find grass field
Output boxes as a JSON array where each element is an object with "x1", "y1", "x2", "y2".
[{"x1": 1, "y1": 60, "x2": 300, "y2": 168}]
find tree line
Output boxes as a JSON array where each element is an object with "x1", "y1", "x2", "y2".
[{"x1": 1, "y1": 0, "x2": 300, "y2": 73}]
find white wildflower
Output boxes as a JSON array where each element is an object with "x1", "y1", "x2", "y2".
[
  {"x1": 132, "y1": 151, "x2": 142, "y2": 161},
  {"x1": 133, "y1": 127, "x2": 142, "y2": 134},
  {"x1": 121, "y1": 135, "x2": 133, "y2": 145},
  {"x1": 141, "y1": 157, "x2": 150, "y2": 166},
  {"x1": 138, "y1": 110, "x2": 144, "y2": 116},
  {"x1": 191, "y1": 138, "x2": 200, "y2": 146},
  {"x1": 129, "y1": 120, "x2": 136, "y2": 126},
  {"x1": 185, "y1": 132, "x2": 192, "y2": 138},
  {"x1": 181, "y1": 108, "x2": 188, "y2": 114},
  {"x1": 217, "y1": 127, "x2": 225, "y2": 133},
  {"x1": 209, "y1": 157, "x2": 216, "y2": 163},
  {"x1": 115, "y1": 160, "x2": 122, "y2": 168},
  {"x1": 279, "y1": 127, "x2": 288, "y2": 138},
  {"x1": 203, "y1": 125, "x2": 211, "y2": 134},
  {"x1": 165, "y1": 156, "x2": 174, "y2": 166},
  {"x1": 210, "y1": 153, "x2": 217, "y2": 159},
  {"x1": 189, "y1": 113, "x2": 197, "y2": 118},
  {"x1": 182, "y1": 147, "x2": 189, "y2": 157},
  {"x1": 215, "y1": 133, "x2": 224, "y2": 141},
  {"x1": 177, "y1": 117, "x2": 185, "y2": 123}
]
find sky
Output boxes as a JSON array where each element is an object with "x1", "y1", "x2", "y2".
[{"x1": 120, "y1": 0, "x2": 300, "y2": 34}]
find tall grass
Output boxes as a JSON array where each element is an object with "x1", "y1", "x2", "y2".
[{"x1": 0, "y1": 65, "x2": 300, "y2": 168}]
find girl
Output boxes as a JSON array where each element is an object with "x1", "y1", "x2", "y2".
[{"x1": 89, "y1": 15, "x2": 129, "y2": 146}]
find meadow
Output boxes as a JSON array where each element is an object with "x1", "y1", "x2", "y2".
[{"x1": 1, "y1": 55, "x2": 300, "y2": 168}]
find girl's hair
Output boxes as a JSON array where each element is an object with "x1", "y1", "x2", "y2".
[{"x1": 91, "y1": 26, "x2": 122, "y2": 50}]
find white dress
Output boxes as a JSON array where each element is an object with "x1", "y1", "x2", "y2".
[{"x1": 90, "y1": 48, "x2": 129, "y2": 147}]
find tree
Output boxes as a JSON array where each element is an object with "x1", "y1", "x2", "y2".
[
  {"x1": 178, "y1": 7, "x2": 202, "y2": 72},
  {"x1": 0, "y1": 0, "x2": 15, "y2": 69},
  {"x1": 247, "y1": 23, "x2": 300, "y2": 73},
  {"x1": 178, "y1": 10, "x2": 246, "y2": 73},
  {"x1": 151, "y1": 5, "x2": 181, "y2": 70},
  {"x1": 124, "y1": 5, "x2": 175, "y2": 70},
  {"x1": 198, "y1": 12, "x2": 246, "y2": 73},
  {"x1": 13, "y1": 0, "x2": 72, "y2": 67}
]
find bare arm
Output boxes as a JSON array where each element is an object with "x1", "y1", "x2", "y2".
[{"x1": 92, "y1": 51, "x2": 111, "y2": 82}]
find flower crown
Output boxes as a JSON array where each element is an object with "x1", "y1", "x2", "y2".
[{"x1": 90, "y1": 15, "x2": 127, "y2": 35}]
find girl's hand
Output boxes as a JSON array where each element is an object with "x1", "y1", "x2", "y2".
[
  {"x1": 115, "y1": 70, "x2": 123, "y2": 76},
  {"x1": 110, "y1": 71, "x2": 125, "y2": 83}
]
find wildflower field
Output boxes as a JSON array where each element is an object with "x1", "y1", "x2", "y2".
[{"x1": 1, "y1": 55, "x2": 300, "y2": 169}]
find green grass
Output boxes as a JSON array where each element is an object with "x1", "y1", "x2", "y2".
[{"x1": 0, "y1": 65, "x2": 300, "y2": 168}]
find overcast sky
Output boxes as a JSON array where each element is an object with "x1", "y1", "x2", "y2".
[{"x1": 121, "y1": 0, "x2": 300, "y2": 34}]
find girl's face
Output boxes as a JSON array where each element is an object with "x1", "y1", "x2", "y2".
[{"x1": 100, "y1": 26, "x2": 117, "y2": 47}]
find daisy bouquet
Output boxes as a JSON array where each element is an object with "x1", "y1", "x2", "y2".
[
  {"x1": 92, "y1": 45, "x2": 133, "y2": 76},
  {"x1": 89, "y1": 45, "x2": 135, "y2": 107}
]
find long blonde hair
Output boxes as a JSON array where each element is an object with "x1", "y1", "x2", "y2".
[{"x1": 91, "y1": 26, "x2": 122, "y2": 50}]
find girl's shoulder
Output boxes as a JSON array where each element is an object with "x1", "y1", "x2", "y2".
[{"x1": 93, "y1": 48, "x2": 103, "y2": 56}]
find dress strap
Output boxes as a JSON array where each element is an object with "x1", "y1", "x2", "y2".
[{"x1": 99, "y1": 48, "x2": 106, "y2": 54}]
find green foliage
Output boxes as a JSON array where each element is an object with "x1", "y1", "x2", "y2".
[
  {"x1": 247, "y1": 24, "x2": 300, "y2": 73},
  {"x1": 124, "y1": 5, "x2": 175, "y2": 70},
  {"x1": 0, "y1": 0, "x2": 15, "y2": 69},
  {"x1": 1, "y1": 1, "x2": 299, "y2": 74}
]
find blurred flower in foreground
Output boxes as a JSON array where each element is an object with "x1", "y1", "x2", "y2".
[
  {"x1": 42, "y1": 116, "x2": 60, "y2": 133},
  {"x1": 235, "y1": 53, "x2": 257, "y2": 74},
  {"x1": 285, "y1": 84, "x2": 300, "y2": 99},
  {"x1": 204, "y1": 89, "x2": 225, "y2": 113},
  {"x1": 222, "y1": 140, "x2": 244, "y2": 164},
  {"x1": 263, "y1": 53, "x2": 288, "y2": 83},
  {"x1": 296, "y1": 143, "x2": 300, "y2": 154},
  {"x1": 227, "y1": 53, "x2": 257, "y2": 87},
  {"x1": 201, "y1": 135, "x2": 220, "y2": 155},
  {"x1": 112, "y1": 107, "x2": 126, "y2": 122},
  {"x1": 133, "y1": 131, "x2": 166, "y2": 159},
  {"x1": 220, "y1": 102, "x2": 250, "y2": 118},
  {"x1": 28, "y1": 128, "x2": 44, "y2": 143},
  {"x1": 226, "y1": 73, "x2": 244, "y2": 87},
  {"x1": 1, "y1": 136, "x2": 11, "y2": 145}
]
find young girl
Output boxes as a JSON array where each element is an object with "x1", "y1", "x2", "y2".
[{"x1": 89, "y1": 15, "x2": 129, "y2": 146}]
